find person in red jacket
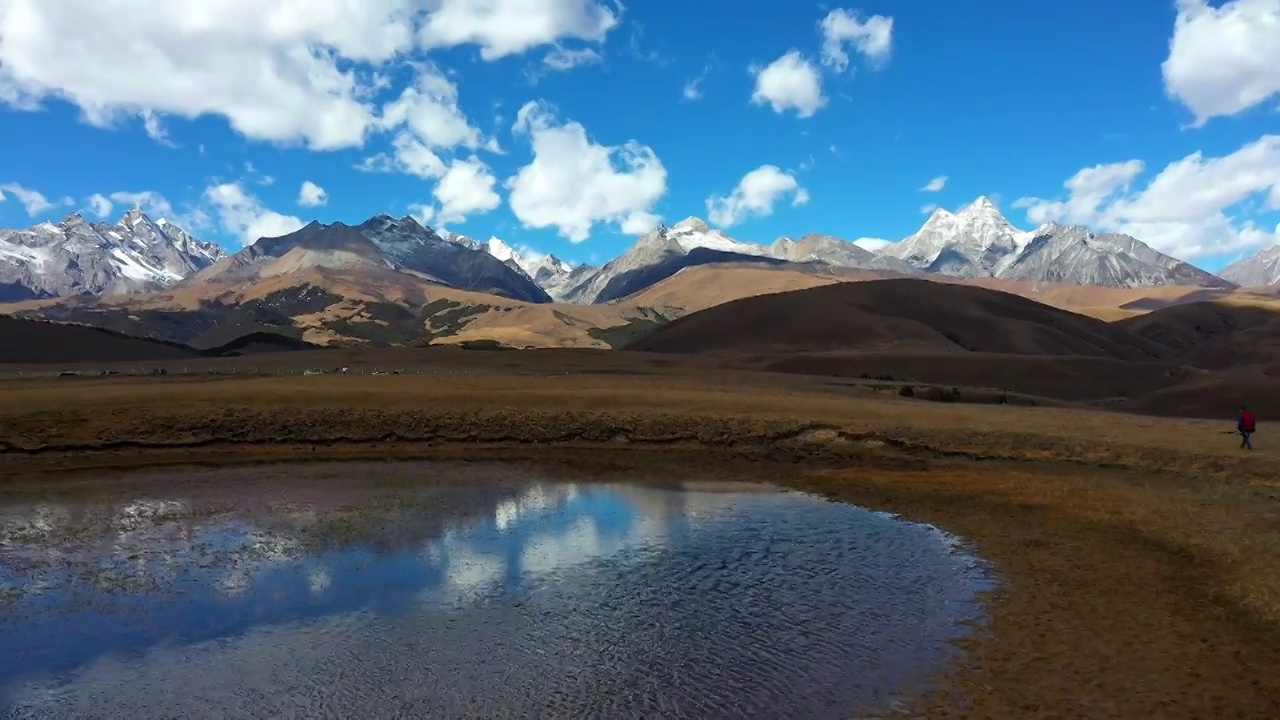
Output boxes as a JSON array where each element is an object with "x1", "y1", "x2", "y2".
[{"x1": 1238, "y1": 405, "x2": 1256, "y2": 450}]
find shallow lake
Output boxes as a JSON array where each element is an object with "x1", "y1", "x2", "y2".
[{"x1": 0, "y1": 462, "x2": 994, "y2": 718}]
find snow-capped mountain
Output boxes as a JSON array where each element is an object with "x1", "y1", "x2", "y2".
[
  {"x1": 664, "y1": 216, "x2": 771, "y2": 256},
  {"x1": 190, "y1": 215, "x2": 551, "y2": 303},
  {"x1": 560, "y1": 217, "x2": 787, "y2": 304},
  {"x1": 1218, "y1": 245, "x2": 1280, "y2": 287},
  {"x1": 0, "y1": 209, "x2": 225, "y2": 301},
  {"x1": 883, "y1": 196, "x2": 1033, "y2": 277},
  {"x1": 451, "y1": 233, "x2": 586, "y2": 301},
  {"x1": 881, "y1": 196, "x2": 1233, "y2": 289}
]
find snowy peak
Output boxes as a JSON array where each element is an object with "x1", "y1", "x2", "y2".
[
  {"x1": 0, "y1": 211, "x2": 225, "y2": 300},
  {"x1": 1214, "y1": 244, "x2": 1280, "y2": 287},
  {"x1": 662, "y1": 217, "x2": 768, "y2": 256},
  {"x1": 672, "y1": 216, "x2": 711, "y2": 233},
  {"x1": 887, "y1": 196, "x2": 1028, "y2": 276}
]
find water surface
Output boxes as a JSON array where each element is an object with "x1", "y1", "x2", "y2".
[{"x1": 0, "y1": 462, "x2": 994, "y2": 718}]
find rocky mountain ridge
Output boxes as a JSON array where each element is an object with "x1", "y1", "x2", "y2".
[
  {"x1": 0, "y1": 208, "x2": 225, "y2": 301},
  {"x1": 1219, "y1": 244, "x2": 1280, "y2": 287},
  {"x1": 0, "y1": 198, "x2": 1254, "y2": 311}
]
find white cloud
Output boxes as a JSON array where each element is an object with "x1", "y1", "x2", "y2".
[
  {"x1": 0, "y1": 0, "x2": 406, "y2": 149},
  {"x1": 683, "y1": 63, "x2": 713, "y2": 101},
  {"x1": 432, "y1": 157, "x2": 502, "y2": 225},
  {"x1": 408, "y1": 203, "x2": 435, "y2": 226},
  {"x1": 852, "y1": 237, "x2": 892, "y2": 252},
  {"x1": 418, "y1": 0, "x2": 619, "y2": 60},
  {"x1": 379, "y1": 65, "x2": 487, "y2": 152},
  {"x1": 87, "y1": 193, "x2": 113, "y2": 218},
  {"x1": 921, "y1": 176, "x2": 947, "y2": 192},
  {"x1": 1162, "y1": 0, "x2": 1280, "y2": 126},
  {"x1": 819, "y1": 9, "x2": 894, "y2": 72},
  {"x1": 204, "y1": 182, "x2": 305, "y2": 247},
  {"x1": 750, "y1": 51, "x2": 826, "y2": 118},
  {"x1": 0, "y1": 0, "x2": 616, "y2": 150},
  {"x1": 0, "y1": 182, "x2": 56, "y2": 215},
  {"x1": 920, "y1": 203, "x2": 939, "y2": 215},
  {"x1": 706, "y1": 165, "x2": 809, "y2": 227},
  {"x1": 507, "y1": 101, "x2": 668, "y2": 242},
  {"x1": 542, "y1": 46, "x2": 603, "y2": 71},
  {"x1": 1015, "y1": 136, "x2": 1280, "y2": 259},
  {"x1": 140, "y1": 110, "x2": 175, "y2": 147},
  {"x1": 108, "y1": 191, "x2": 178, "y2": 221},
  {"x1": 298, "y1": 181, "x2": 328, "y2": 207}
]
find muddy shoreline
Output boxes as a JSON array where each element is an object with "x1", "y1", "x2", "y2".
[{"x1": 2, "y1": 374, "x2": 1280, "y2": 717}]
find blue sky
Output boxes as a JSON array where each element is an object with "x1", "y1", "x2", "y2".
[{"x1": 1, "y1": 0, "x2": 1278, "y2": 272}]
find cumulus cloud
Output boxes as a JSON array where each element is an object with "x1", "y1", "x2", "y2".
[
  {"x1": 372, "y1": 64, "x2": 500, "y2": 176},
  {"x1": 1162, "y1": 0, "x2": 1280, "y2": 126},
  {"x1": 507, "y1": 101, "x2": 668, "y2": 241},
  {"x1": 298, "y1": 181, "x2": 328, "y2": 208},
  {"x1": 204, "y1": 183, "x2": 305, "y2": 246},
  {"x1": 0, "y1": 183, "x2": 57, "y2": 215},
  {"x1": 418, "y1": 0, "x2": 619, "y2": 60},
  {"x1": 0, "y1": 0, "x2": 411, "y2": 149},
  {"x1": 819, "y1": 9, "x2": 894, "y2": 71},
  {"x1": 431, "y1": 157, "x2": 502, "y2": 225},
  {"x1": 706, "y1": 165, "x2": 809, "y2": 227},
  {"x1": 1014, "y1": 136, "x2": 1280, "y2": 259},
  {"x1": 0, "y1": 0, "x2": 618, "y2": 150},
  {"x1": 87, "y1": 193, "x2": 113, "y2": 218},
  {"x1": 750, "y1": 51, "x2": 826, "y2": 118},
  {"x1": 921, "y1": 176, "x2": 947, "y2": 192}
]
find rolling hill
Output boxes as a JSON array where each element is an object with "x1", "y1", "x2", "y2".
[
  {"x1": 623, "y1": 278, "x2": 1280, "y2": 417},
  {"x1": 626, "y1": 278, "x2": 1168, "y2": 359}
]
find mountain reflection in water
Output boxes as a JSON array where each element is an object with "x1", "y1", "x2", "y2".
[{"x1": 0, "y1": 463, "x2": 995, "y2": 718}]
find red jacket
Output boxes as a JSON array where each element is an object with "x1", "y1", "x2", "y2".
[{"x1": 1240, "y1": 410, "x2": 1256, "y2": 432}]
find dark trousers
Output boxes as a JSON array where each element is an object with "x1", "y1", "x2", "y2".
[{"x1": 1241, "y1": 430, "x2": 1253, "y2": 449}]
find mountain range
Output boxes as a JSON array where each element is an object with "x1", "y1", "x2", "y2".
[
  {"x1": 0, "y1": 208, "x2": 225, "y2": 301},
  {"x1": 4, "y1": 196, "x2": 1280, "y2": 349},
  {"x1": 3, "y1": 197, "x2": 1270, "y2": 305}
]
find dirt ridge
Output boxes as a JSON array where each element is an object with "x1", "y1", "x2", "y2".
[{"x1": 2, "y1": 407, "x2": 1272, "y2": 486}]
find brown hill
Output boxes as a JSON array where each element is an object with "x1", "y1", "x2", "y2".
[
  {"x1": 0, "y1": 266, "x2": 676, "y2": 351},
  {"x1": 620, "y1": 264, "x2": 893, "y2": 313},
  {"x1": 0, "y1": 316, "x2": 201, "y2": 365},
  {"x1": 626, "y1": 278, "x2": 1168, "y2": 360},
  {"x1": 1114, "y1": 299, "x2": 1280, "y2": 370}
]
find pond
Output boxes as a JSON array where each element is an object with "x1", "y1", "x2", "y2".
[{"x1": 0, "y1": 462, "x2": 995, "y2": 718}]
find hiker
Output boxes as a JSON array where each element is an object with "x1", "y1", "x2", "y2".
[{"x1": 1238, "y1": 405, "x2": 1256, "y2": 450}]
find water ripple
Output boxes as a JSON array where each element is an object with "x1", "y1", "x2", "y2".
[{"x1": 0, "y1": 465, "x2": 995, "y2": 719}]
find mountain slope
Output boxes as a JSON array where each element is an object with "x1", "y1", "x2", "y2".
[
  {"x1": 1000, "y1": 223, "x2": 1235, "y2": 289},
  {"x1": 880, "y1": 196, "x2": 1234, "y2": 290},
  {"x1": 0, "y1": 209, "x2": 225, "y2": 301},
  {"x1": 627, "y1": 278, "x2": 1168, "y2": 360},
  {"x1": 459, "y1": 235, "x2": 587, "y2": 301},
  {"x1": 0, "y1": 316, "x2": 202, "y2": 364},
  {"x1": 563, "y1": 218, "x2": 786, "y2": 304},
  {"x1": 1218, "y1": 245, "x2": 1280, "y2": 287},
  {"x1": 188, "y1": 215, "x2": 551, "y2": 303},
  {"x1": 884, "y1": 196, "x2": 1031, "y2": 277},
  {"x1": 770, "y1": 232, "x2": 920, "y2": 274}
]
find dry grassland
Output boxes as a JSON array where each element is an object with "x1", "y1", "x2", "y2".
[{"x1": 1, "y1": 361, "x2": 1279, "y2": 717}]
